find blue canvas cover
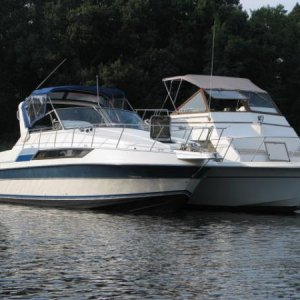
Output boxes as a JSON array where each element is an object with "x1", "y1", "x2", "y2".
[{"x1": 31, "y1": 86, "x2": 125, "y2": 98}]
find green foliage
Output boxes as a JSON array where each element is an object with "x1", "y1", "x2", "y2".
[{"x1": 1, "y1": 0, "x2": 300, "y2": 134}]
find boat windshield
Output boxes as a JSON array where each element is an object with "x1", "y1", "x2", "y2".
[
  {"x1": 24, "y1": 87, "x2": 141, "y2": 131},
  {"x1": 205, "y1": 90, "x2": 278, "y2": 114},
  {"x1": 101, "y1": 108, "x2": 146, "y2": 130},
  {"x1": 25, "y1": 95, "x2": 48, "y2": 127},
  {"x1": 107, "y1": 98, "x2": 133, "y2": 110},
  {"x1": 54, "y1": 107, "x2": 146, "y2": 130},
  {"x1": 56, "y1": 107, "x2": 106, "y2": 128}
]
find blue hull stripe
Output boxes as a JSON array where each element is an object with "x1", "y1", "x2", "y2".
[
  {"x1": 16, "y1": 154, "x2": 35, "y2": 162},
  {"x1": 0, "y1": 164, "x2": 202, "y2": 179}
]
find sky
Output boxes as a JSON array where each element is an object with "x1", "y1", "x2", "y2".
[{"x1": 239, "y1": 0, "x2": 299, "y2": 12}]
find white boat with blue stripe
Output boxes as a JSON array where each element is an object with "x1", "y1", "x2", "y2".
[{"x1": 0, "y1": 85, "x2": 214, "y2": 211}]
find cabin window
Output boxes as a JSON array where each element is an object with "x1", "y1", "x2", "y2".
[
  {"x1": 178, "y1": 91, "x2": 206, "y2": 113},
  {"x1": 33, "y1": 148, "x2": 91, "y2": 160},
  {"x1": 242, "y1": 92, "x2": 278, "y2": 114},
  {"x1": 209, "y1": 98, "x2": 247, "y2": 112},
  {"x1": 206, "y1": 90, "x2": 248, "y2": 112},
  {"x1": 207, "y1": 90, "x2": 247, "y2": 100},
  {"x1": 30, "y1": 113, "x2": 54, "y2": 130}
]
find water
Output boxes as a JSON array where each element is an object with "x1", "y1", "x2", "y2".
[{"x1": 0, "y1": 205, "x2": 299, "y2": 300}]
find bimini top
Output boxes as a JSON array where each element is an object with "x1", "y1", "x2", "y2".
[
  {"x1": 163, "y1": 74, "x2": 266, "y2": 93},
  {"x1": 31, "y1": 85, "x2": 125, "y2": 98}
]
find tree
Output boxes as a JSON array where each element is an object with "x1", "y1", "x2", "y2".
[{"x1": 1, "y1": 0, "x2": 300, "y2": 138}]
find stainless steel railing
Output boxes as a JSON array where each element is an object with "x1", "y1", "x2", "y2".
[
  {"x1": 20, "y1": 122, "x2": 300, "y2": 162},
  {"x1": 20, "y1": 124, "x2": 216, "y2": 155}
]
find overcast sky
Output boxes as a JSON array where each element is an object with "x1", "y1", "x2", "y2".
[{"x1": 239, "y1": 0, "x2": 299, "y2": 12}]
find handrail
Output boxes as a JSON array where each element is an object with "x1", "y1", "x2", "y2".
[
  {"x1": 222, "y1": 138, "x2": 233, "y2": 161},
  {"x1": 150, "y1": 126, "x2": 165, "y2": 151},
  {"x1": 19, "y1": 123, "x2": 300, "y2": 162},
  {"x1": 54, "y1": 129, "x2": 58, "y2": 147},
  {"x1": 251, "y1": 137, "x2": 265, "y2": 162},
  {"x1": 71, "y1": 128, "x2": 75, "y2": 147},
  {"x1": 184, "y1": 128, "x2": 193, "y2": 148},
  {"x1": 38, "y1": 130, "x2": 42, "y2": 149},
  {"x1": 20, "y1": 123, "x2": 216, "y2": 157},
  {"x1": 91, "y1": 127, "x2": 96, "y2": 147},
  {"x1": 216, "y1": 128, "x2": 225, "y2": 149},
  {"x1": 116, "y1": 127, "x2": 125, "y2": 149}
]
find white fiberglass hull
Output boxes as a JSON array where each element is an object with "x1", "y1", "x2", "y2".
[
  {"x1": 189, "y1": 162, "x2": 300, "y2": 212},
  {"x1": 0, "y1": 161, "x2": 200, "y2": 210},
  {"x1": 0, "y1": 177, "x2": 194, "y2": 209}
]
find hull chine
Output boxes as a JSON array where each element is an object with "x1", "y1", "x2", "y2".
[{"x1": 0, "y1": 191, "x2": 190, "y2": 212}]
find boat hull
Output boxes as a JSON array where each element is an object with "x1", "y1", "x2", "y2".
[
  {"x1": 0, "y1": 164, "x2": 200, "y2": 211},
  {"x1": 0, "y1": 191, "x2": 189, "y2": 212},
  {"x1": 189, "y1": 164, "x2": 300, "y2": 212}
]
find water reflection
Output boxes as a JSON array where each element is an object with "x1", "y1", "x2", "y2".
[
  {"x1": 0, "y1": 205, "x2": 299, "y2": 299},
  {"x1": 0, "y1": 221, "x2": 9, "y2": 261}
]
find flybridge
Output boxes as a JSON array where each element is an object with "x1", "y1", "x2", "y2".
[{"x1": 163, "y1": 74, "x2": 279, "y2": 114}]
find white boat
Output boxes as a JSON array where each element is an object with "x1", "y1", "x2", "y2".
[
  {"x1": 158, "y1": 74, "x2": 300, "y2": 212},
  {"x1": 0, "y1": 85, "x2": 214, "y2": 211}
]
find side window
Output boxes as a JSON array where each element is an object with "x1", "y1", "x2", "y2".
[
  {"x1": 33, "y1": 149, "x2": 91, "y2": 160},
  {"x1": 30, "y1": 113, "x2": 53, "y2": 130},
  {"x1": 178, "y1": 91, "x2": 206, "y2": 113},
  {"x1": 245, "y1": 92, "x2": 278, "y2": 114}
]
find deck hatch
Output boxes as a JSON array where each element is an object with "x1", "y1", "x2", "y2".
[{"x1": 265, "y1": 142, "x2": 290, "y2": 162}]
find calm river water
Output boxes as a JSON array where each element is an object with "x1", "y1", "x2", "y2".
[{"x1": 0, "y1": 205, "x2": 299, "y2": 299}]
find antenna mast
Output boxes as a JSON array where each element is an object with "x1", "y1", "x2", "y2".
[
  {"x1": 208, "y1": 19, "x2": 216, "y2": 111},
  {"x1": 35, "y1": 58, "x2": 67, "y2": 91},
  {"x1": 96, "y1": 75, "x2": 100, "y2": 105}
]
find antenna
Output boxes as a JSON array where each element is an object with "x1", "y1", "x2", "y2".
[
  {"x1": 208, "y1": 19, "x2": 216, "y2": 111},
  {"x1": 34, "y1": 58, "x2": 67, "y2": 90},
  {"x1": 96, "y1": 75, "x2": 100, "y2": 105}
]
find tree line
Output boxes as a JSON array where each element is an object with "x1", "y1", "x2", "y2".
[{"x1": 1, "y1": 0, "x2": 300, "y2": 139}]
